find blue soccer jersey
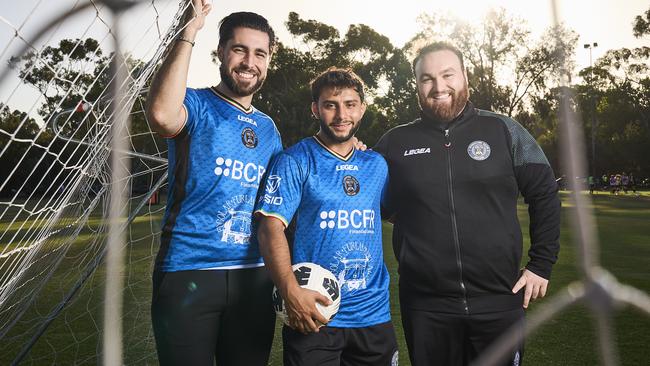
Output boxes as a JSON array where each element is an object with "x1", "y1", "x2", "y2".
[
  {"x1": 255, "y1": 136, "x2": 391, "y2": 328},
  {"x1": 157, "y1": 87, "x2": 283, "y2": 272}
]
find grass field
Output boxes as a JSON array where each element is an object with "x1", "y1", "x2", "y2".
[{"x1": 1, "y1": 191, "x2": 649, "y2": 365}]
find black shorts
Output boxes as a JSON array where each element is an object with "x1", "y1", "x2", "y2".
[
  {"x1": 401, "y1": 307, "x2": 524, "y2": 366},
  {"x1": 282, "y1": 321, "x2": 399, "y2": 366},
  {"x1": 151, "y1": 267, "x2": 276, "y2": 366}
]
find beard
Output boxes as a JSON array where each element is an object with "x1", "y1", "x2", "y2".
[
  {"x1": 421, "y1": 85, "x2": 469, "y2": 123},
  {"x1": 319, "y1": 119, "x2": 362, "y2": 144},
  {"x1": 219, "y1": 63, "x2": 266, "y2": 97}
]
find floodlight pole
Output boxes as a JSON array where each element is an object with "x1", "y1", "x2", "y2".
[{"x1": 584, "y1": 42, "x2": 598, "y2": 180}]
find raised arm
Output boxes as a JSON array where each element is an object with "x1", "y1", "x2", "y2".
[
  {"x1": 145, "y1": 0, "x2": 211, "y2": 136},
  {"x1": 257, "y1": 215, "x2": 330, "y2": 333}
]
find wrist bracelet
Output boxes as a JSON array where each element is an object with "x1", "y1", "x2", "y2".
[{"x1": 177, "y1": 36, "x2": 195, "y2": 47}]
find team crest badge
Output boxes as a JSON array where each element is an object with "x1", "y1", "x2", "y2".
[
  {"x1": 241, "y1": 127, "x2": 258, "y2": 148},
  {"x1": 467, "y1": 140, "x2": 491, "y2": 161},
  {"x1": 265, "y1": 175, "x2": 282, "y2": 194},
  {"x1": 343, "y1": 175, "x2": 360, "y2": 196}
]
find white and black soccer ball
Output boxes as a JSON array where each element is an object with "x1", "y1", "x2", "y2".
[{"x1": 272, "y1": 262, "x2": 341, "y2": 326}]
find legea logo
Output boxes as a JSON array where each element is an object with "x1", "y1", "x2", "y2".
[
  {"x1": 336, "y1": 164, "x2": 359, "y2": 171},
  {"x1": 319, "y1": 209, "x2": 375, "y2": 230},
  {"x1": 214, "y1": 157, "x2": 265, "y2": 185},
  {"x1": 237, "y1": 114, "x2": 257, "y2": 126},
  {"x1": 403, "y1": 147, "x2": 431, "y2": 156}
]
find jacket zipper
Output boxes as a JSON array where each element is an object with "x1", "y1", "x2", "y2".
[{"x1": 444, "y1": 128, "x2": 469, "y2": 314}]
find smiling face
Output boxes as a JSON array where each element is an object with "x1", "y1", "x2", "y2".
[
  {"x1": 414, "y1": 49, "x2": 469, "y2": 123},
  {"x1": 217, "y1": 27, "x2": 271, "y2": 98},
  {"x1": 312, "y1": 86, "x2": 366, "y2": 144}
]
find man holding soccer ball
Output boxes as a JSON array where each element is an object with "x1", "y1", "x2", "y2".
[{"x1": 256, "y1": 68, "x2": 398, "y2": 365}]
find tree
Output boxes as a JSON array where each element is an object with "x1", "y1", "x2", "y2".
[
  {"x1": 8, "y1": 38, "x2": 164, "y2": 197},
  {"x1": 508, "y1": 24, "x2": 577, "y2": 117},
  {"x1": 633, "y1": 6, "x2": 650, "y2": 38},
  {"x1": 12, "y1": 38, "x2": 151, "y2": 141},
  {"x1": 11, "y1": 38, "x2": 110, "y2": 120},
  {"x1": 0, "y1": 104, "x2": 54, "y2": 197},
  {"x1": 566, "y1": 6, "x2": 650, "y2": 176},
  {"x1": 580, "y1": 48, "x2": 650, "y2": 175}
]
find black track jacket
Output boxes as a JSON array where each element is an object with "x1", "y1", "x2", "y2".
[{"x1": 374, "y1": 102, "x2": 561, "y2": 314}]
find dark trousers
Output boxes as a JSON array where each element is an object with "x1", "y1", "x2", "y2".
[
  {"x1": 401, "y1": 306, "x2": 524, "y2": 366},
  {"x1": 282, "y1": 321, "x2": 399, "y2": 366},
  {"x1": 151, "y1": 267, "x2": 276, "y2": 366}
]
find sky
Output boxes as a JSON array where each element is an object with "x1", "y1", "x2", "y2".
[{"x1": 0, "y1": 0, "x2": 647, "y2": 118}]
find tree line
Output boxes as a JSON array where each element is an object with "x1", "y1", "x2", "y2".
[{"x1": 2, "y1": 7, "x2": 649, "y2": 197}]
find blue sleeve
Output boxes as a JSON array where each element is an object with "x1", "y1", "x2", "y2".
[
  {"x1": 254, "y1": 152, "x2": 304, "y2": 227},
  {"x1": 182, "y1": 87, "x2": 201, "y2": 135}
]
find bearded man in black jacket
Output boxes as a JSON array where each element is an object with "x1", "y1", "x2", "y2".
[{"x1": 374, "y1": 42, "x2": 561, "y2": 366}]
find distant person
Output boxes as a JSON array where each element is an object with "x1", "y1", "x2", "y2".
[
  {"x1": 610, "y1": 174, "x2": 617, "y2": 195},
  {"x1": 145, "y1": 4, "x2": 282, "y2": 365},
  {"x1": 629, "y1": 174, "x2": 639, "y2": 197},
  {"x1": 374, "y1": 42, "x2": 561, "y2": 366},
  {"x1": 621, "y1": 173, "x2": 630, "y2": 194},
  {"x1": 588, "y1": 175, "x2": 595, "y2": 195},
  {"x1": 601, "y1": 173, "x2": 608, "y2": 190}
]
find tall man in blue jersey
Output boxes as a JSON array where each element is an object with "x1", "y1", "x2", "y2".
[
  {"x1": 145, "y1": 2, "x2": 282, "y2": 365},
  {"x1": 255, "y1": 68, "x2": 398, "y2": 365}
]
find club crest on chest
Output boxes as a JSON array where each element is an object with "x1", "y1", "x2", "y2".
[
  {"x1": 241, "y1": 127, "x2": 258, "y2": 148},
  {"x1": 343, "y1": 175, "x2": 360, "y2": 196}
]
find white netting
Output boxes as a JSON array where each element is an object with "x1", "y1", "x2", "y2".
[{"x1": 0, "y1": 0, "x2": 189, "y2": 363}]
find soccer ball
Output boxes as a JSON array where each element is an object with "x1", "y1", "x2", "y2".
[{"x1": 272, "y1": 262, "x2": 341, "y2": 326}]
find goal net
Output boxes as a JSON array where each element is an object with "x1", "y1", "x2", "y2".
[{"x1": 0, "y1": 1, "x2": 188, "y2": 363}]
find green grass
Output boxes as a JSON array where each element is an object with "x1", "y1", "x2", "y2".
[
  {"x1": 1, "y1": 192, "x2": 649, "y2": 365},
  {"x1": 0, "y1": 200, "x2": 162, "y2": 365},
  {"x1": 520, "y1": 191, "x2": 650, "y2": 366}
]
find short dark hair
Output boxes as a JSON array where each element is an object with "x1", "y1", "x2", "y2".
[
  {"x1": 412, "y1": 42, "x2": 465, "y2": 76},
  {"x1": 310, "y1": 67, "x2": 366, "y2": 103},
  {"x1": 218, "y1": 12, "x2": 276, "y2": 54}
]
